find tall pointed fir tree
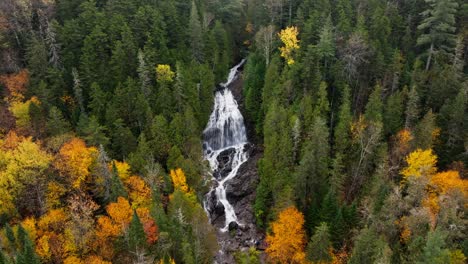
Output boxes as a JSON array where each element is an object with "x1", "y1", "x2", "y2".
[
  {"x1": 189, "y1": 1, "x2": 204, "y2": 62},
  {"x1": 417, "y1": 0, "x2": 459, "y2": 70}
]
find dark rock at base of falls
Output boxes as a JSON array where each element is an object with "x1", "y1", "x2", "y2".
[{"x1": 228, "y1": 221, "x2": 239, "y2": 231}]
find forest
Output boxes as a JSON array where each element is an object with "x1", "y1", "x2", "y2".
[{"x1": 0, "y1": 0, "x2": 467, "y2": 263}]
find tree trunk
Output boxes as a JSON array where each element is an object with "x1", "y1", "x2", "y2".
[{"x1": 425, "y1": 42, "x2": 433, "y2": 71}]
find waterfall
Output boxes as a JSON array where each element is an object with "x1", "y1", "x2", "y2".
[{"x1": 203, "y1": 60, "x2": 248, "y2": 232}]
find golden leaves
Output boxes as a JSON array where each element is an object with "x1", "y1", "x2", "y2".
[
  {"x1": 266, "y1": 206, "x2": 306, "y2": 264},
  {"x1": 125, "y1": 176, "x2": 152, "y2": 208},
  {"x1": 0, "y1": 69, "x2": 29, "y2": 101},
  {"x1": 156, "y1": 64, "x2": 175, "y2": 83},
  {"x1": 106, "y1": 197, "x2": 133, "y2": 229},
  {"x1": 401, "y1": 149, "x2": 437, "y2": 179},
  {"x1": 429, "y1": 170, "x2": 468, "y2": 197},
  {"x1": 170, "y1": 168, "x2": 190, "y2": 193},
  {"x1": 111, "y1": 160, "x2": 131, "y2": 180},
  {"x1": 55, "y1": 138, "x2": 97, "y2": 189},
  {"x1": 278, "y1": 26, "x2": 300, "y2": 65}
]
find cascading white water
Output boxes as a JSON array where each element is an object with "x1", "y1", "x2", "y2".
[{"x1": 203, "y1": 60, "x2": 248, "y2": 232}]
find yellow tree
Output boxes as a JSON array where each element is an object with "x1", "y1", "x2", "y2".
[
  {"x1": 125, "y1": 176, "x2": 152, "y2": 208},
  {"x1": 278, "y1": 26, "x2": 300, "y2": 65},
  {"x1": 55, "y1": 138, "x2": 97, "y2": 188},
  {"x1": 9, "y1": 96, "x2": 40, "y2": 133},
  {"x1": 0, "y1": 137, "x2": 51, "y2": 215},
  {"x1": 94, "y1": 197, "x2": 133, "y2": 259},
  {"x1": 156, "y1": 64, "x2": 175, "y2": 83},
  {"x1": 110, "y1": 160, "x2": 131, "y2": 180},
  {"x1": 170, "y1": 168, "x2": 190, "y2": 193},
  {"x1": 266, "y1": 206, "x2": 306, "y2": 263},
  {"x1": 401, "y1": 149, "x2": 437, "y2": 180}
]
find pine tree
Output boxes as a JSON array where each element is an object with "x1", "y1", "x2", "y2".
[
  {"x1": 78, "y1": 115, "x2": 109, "y2": 147},
  {"x1": 46, "y1": 106, "x2": 72, "y2": 136},
  {"x1": 0, "y1": 250, "x2": 9, "y2": 264},
  {"x1": 383, "y1": 90, "x2": 404, "y2": 136},
  {"x1": 5, "y1": 224, "x2": 15, "y2": 249},
  {"x1": 364, "y1": 85, "x2": 383, "y2": 124},
  {"x1": 418, "y1": 229, "x2": 451, "y2": 264},
  {"x1": 306, "y1": 222, "x2": 332, "y2": 263},
  {"x1": 413, "y1": 110, "x2": 437, "y2": 149},
  {"x1": 110, "y1": 162, "x2": 128, "y2": 202},
  {"x1": 16, "y1": 226, "x2": 40, "y2": 264},
  {"x1": 405, "y1": 86, "x2": 420, "y2": 129},
  {"x1": 128, "y1": 210, "x2": 147, "y2": 252},
  {"x1": 417, "y1": 0, "x2": 459, "y2": 70},
  {"x1": 316, "y1": 15, "x2": 335, "y2": 66},
  {"x1": 334, "y1": 84, "x2": 352, "y2": 155},
  {"x1": 319, "y1": 190, "x2": 339, "y2": 224},
  {"x1": 348, "y1": 227, "x2": 390, "y2": 264},
  {"x1": 189, "y1": 1, "x2": 204, "y2": 62}
]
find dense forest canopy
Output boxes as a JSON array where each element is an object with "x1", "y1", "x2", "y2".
[{"x1": 0, "y1": 0, "x2": 467, "y2": 263}]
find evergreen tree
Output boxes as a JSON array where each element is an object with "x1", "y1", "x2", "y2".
[
  {"x1": 418, "y1": 229, "x2": 451, "y2": 264},
  {"x1": 349, "y1": 227, "x2": 391, "y2": 264},
  {"x1": 334, "y1": 84, "x2": 352, "y2": 154},
  {"x1": 295, "y1": 117, "x2": 329, "y2": 227},
  {"x1": 5, "y1": 224, "x2": 15, "y2": 249},
  {"x1": 316, "y1": 15, "x2": 335, "y2": 66},
  {"x1": 77, "y1": 114, "x2": 109, "y2": 147},
  {"x1": 0, "y1": 250, "x2": 9, "y2": 264},
  {"x1": 110, "y1": 162, "x2": 128, "y2": 202},
  {"x1": 244, "y1": 54, "x2": 266, "y2": 126},
  {"x1": 306, "y1": 222, "x2": 332, "y2": 263},
  {"x1": 189, "y1": 1, "x2": 204, "y2": 62},
  {"x1": 16, "y1": 226, "x2": 40, "y2": 264},
  {"x1": 413, "y1": 110, "x2": 437, "y2": 149},
  {"x1": 364, "y1": 84, "x2": 383, "y2": 124},
  {"x1": 417, "y1": 0, "x2": 459, "y2": 70},
  {"x1": 128, "y1": 210, "x2": 147, "y2": 252},
  {"x1": 46, "y1": 106, "x2": 72, "y2": 136},
  {"x1": 383, "y1": 90, "x2": 404, "y2": 136},
  {"x1": 405, "y1": 86, "x2": 420, "y2": 129}
]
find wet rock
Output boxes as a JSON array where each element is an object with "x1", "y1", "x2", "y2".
[{"x1": 228, "y1": 221, "x2": 239, "y2": 231}]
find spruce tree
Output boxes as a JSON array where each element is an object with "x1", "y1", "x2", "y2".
[
  {"x1": 383, "y1": 90, "x2": 404, "y2": 136},
  {"x1": 128, "y1": 210, "x2": 147, "y2": 252},
  {"x1": 364, "y1": 84, "x2": 383, "y2": 124},
  {"x1": 5, "y1": 223, "x2": 15, "y2": 248},
  {"x1": 419, "y1": 229, "x2": 451, "y2": 264},
  {"x1": 46, "y1": 106, "x2": 72, "y2": 136},
  {"x1": 16, "y1": 226, "x2": 40, "y2": 264},
  {"x1": 189, "y1": 1, "x2": 204, "y2": 62},
  {"x1": 306, "y1": 222, "x2": 332, "y2": 263},
  {"x1": 334, "y1": 84, "x2": 352, "y2": 155},
  {"x1": 110, "y1": 162, "x2": 128, "y2": 202},
  {"x1": 405, "y1": 86, "x2": 420, "y2": 129},
  {"x1": 417, "y1": 0, "x2": 459, "y2": 70}
]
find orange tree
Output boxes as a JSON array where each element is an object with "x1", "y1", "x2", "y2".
[{"x1": 266, "y1": 206, "x2": 307, "y2": 263}]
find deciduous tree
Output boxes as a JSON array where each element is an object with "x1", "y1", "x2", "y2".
[{"x1": 266, "y1": 206, "x2": 306, "y2": 263}]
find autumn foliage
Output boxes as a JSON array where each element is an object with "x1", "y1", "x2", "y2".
[
  {"x1": 278, "y1": 26, "x2": 300, "y2": 65},
  {"x1": 55, "y1": 138, "x2": 97, "y2": 188},
  {"x1": 266, "y1": 206, "x2": 306, "y2": 263},
  {"x1": 0, "y1": 69, "x2": 29, "y2": 101},
  {"x1": 170, "y1": 168, "x2": 190, "y2": 193},
  {"x1": 401, "y1": 149, "x2": 437, "y2": 179}
]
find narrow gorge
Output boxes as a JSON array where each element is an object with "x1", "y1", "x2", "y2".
[{"x1": 203, "y1": 61, "x2": 264, "y2": 263}]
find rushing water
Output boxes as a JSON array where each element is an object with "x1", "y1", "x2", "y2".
[{"x1": 203, "y1": 60, "x2": 248, "y2": 232}]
